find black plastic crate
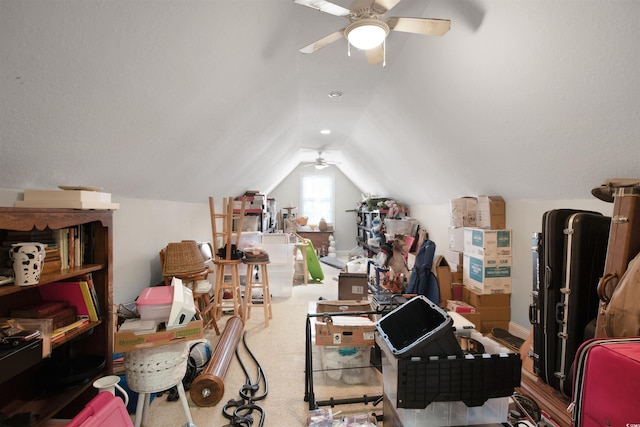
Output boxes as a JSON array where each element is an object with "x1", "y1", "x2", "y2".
[
  {"x1": 397, "y1": 352, "x2": 522, "y2": 408},
  {"x1": 376, "y1": 295, "x2": 462, "y2": 358}
]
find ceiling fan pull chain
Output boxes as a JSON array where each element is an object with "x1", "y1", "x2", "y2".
[{"x1": 347, "y1": 42, "x2": 351, "y2": 57}]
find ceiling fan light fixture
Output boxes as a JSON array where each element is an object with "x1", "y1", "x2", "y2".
[
  {"x1": 345, "y1": 19, "x2": 389, "y2": 50},
  {"x1": 314, "y1": 163, "x2": 329, "y2": 170}
]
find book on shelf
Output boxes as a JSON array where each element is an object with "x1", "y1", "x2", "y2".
[
  {"x1": 38, "y1": 280, "x2": 100, "y2": 322},
  {"x1": 51, "y1": 317, "x2": 90, "y2": 342},
  {"x1": 76, "y1": 273, "x2": 101, "y2": 319}
]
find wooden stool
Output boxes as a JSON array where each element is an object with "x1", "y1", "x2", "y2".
[
  {"x1": 242, "y1": 260, "x2": 272, "y2": 326},
  {"x1": 213, "y1": 258, "x2": 244, "y2": 321},
  {"x1": 294, "y1": 241, "x2": 309, "y2": 285},
  {"x1": 193, "y1": 285, "x2": 220, "y2": 335}
]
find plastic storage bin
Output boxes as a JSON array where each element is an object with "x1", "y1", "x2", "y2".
[
  {"x1": 136, "y1": 286, "x2": 173, "y2": 321},
  {"x1": 320, "y1": 346, "x2": 373, "y2": 385},
  {"x1": 378, "y1": 332, "x2": 520, "y2": 410},
  {"x1": 376, "y1": 295, "x2": 462, "y2": 358}
]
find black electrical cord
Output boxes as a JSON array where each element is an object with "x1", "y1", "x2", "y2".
[{"x1": 221, "y1": 331, "x2": 268, "y2": 427}]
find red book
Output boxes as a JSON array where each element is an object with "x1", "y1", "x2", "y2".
[{"x1": 38, "y1": 281, "x2": 91, "y2": 319}]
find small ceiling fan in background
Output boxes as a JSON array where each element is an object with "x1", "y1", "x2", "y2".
[
  {"x1": 304, "y1": 151, "x2": 340, "y2": 170},
  {"x1": 294, "y1": 0, "x2": 451, "y2": 65}
]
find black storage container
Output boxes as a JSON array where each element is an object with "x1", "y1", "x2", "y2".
[
  {"x1": 397, "y1": 352, "x2": 522, "y2": 408},
  {"x1": 376, "y1": 295, "x2": 462, "y2": 358}
]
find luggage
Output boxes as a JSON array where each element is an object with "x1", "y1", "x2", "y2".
[
  {"x1": 570, "y1": 337, "x2": 640, "y2": 427},
  {"x1": 555, "y1": 212, "x2": 610, "y2": 397},
  {"x1": 593, "y1": 182, "x2": 640, "y2": 337},
  {"x1": 529, "y1": 232, "x2": 543, "y2": 378},
  {"x1": 603, "y1": 251, "x2": 640, "y2": 337},
  {"x1": 529, "y1": 209, "x2": 607, "y2": 392}
]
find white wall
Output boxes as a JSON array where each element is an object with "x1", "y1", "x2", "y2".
[
  {"x1": 410, "y1": 198, "x2": 613, "y2": 329},
  {"x1": 268, "y1": 165, "x2": 364, "y2": 254},
  {"x1": 0, "y1": 187, "x2": 615, "y2": 330}
]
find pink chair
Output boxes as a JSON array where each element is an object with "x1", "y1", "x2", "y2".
[{"x1": 66, "y1": 392, "x2": 133, "y2": 427}]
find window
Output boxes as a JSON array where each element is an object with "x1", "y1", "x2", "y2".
[{"x1": 300, "y1": 173, "x2": 334, "y2": 224}]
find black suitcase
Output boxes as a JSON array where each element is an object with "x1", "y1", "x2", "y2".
[
  {"x1": 555, "y1": 212, "x2": 610, "y2": 397},
  {"x1": 529, "y1": 232, "x2": 543, "y2": 378},
  {"x1": 529, "y1": 209, "x2": 601, "y2": 390}
]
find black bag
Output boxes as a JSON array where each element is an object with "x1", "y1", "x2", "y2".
[
  {"x1": 182, "y1": 341, "x2": 212, "y2": 391},
  {"x1": 218, "y1": 244, "x2": 241, "y2": 260},
  {"x1": 406, "y1": 239, "x2": 440, "y2": 305}
]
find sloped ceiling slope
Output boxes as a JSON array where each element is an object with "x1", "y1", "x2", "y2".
[{"x1": 1, "y1": 1, "x2": 639, "y2": 206}]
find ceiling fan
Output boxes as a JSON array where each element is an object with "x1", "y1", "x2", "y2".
[
  {"x1": 294, "y1": 0, "x2": 451, "y2": 65},
  {"x1": 304, "y1": 151, "x2": 340, "y2": 170}
]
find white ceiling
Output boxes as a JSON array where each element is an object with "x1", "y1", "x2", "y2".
[{"x1": 1, "y1": 0, "x2": 638, "y2": 207}]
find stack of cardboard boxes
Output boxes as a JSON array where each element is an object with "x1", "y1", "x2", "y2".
[{"x1": 445, "y1": 196, "x2": 511, "y2": 333}]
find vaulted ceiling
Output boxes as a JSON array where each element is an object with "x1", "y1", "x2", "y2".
[{"x1": 1, "y1": 1, "x2": 638, "y2": 207}]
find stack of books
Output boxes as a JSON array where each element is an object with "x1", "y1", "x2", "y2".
[{"x1": 11, "y1": 301, "x2": 77, "y2": 330}]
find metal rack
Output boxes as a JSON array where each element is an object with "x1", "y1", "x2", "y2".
[{"x1": 304, "y1": 309, "x2": 386, "y2": 411}]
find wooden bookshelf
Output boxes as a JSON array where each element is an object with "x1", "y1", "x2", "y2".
[{"x1": 0, "y1": 208, "x2": 114, "y2": 425}]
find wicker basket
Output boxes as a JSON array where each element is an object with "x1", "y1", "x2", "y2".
[
  {"x1": 124, "y1": 342, "x2": 189, "y2": 393},
  {"x1": 162, "y1": 240, "x2": 207, "y2": 276}
]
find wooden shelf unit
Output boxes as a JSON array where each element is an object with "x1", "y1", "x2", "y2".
[
  {"x1": 355, "y1": 208, "x2": 408, "y2": 256},
  {"x1": 0, "y1": 208, "x2": 114, "y2": 425}
]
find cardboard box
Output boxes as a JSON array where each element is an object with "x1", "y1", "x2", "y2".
[
  {"x1": 480, "y1": 306, "x2": 511, "y2": 321},
  {"x1": 462, "y1": 285, "x2": 511, "y2": 308},
  {"x1": 480, "y1": 320, "x2": 510, "y2": 334},
  {"x1": 449, "y1": 227, "x2": 465, "y2": 252},
  {"x1": 315, "y1": 315, "x2": 376, "y2": 346},
  {"x1": 451, "y1": 269, "x2": 463, "y2": 284},
  {"x1": 446, "y1": 300, "x2": 476, "y2": 313},
  {"x1": 338, "y1": 273, "x2": 369, "y2": 301},
  {"x1": 450, "y1": 197, "x2": 477, "y2": 227},
  {"x1": 449, "y1": 262, "x2": 461, "y2": 273},
  {"x1": 444, "y1": 249, "x2": 463, "y2": 266},
  {"x1": 476, "y1": 195, "x2": 506, "y2": 229},
  {"x1": 433, "y1": 256, "x2": 452, "y2": 307},
  {"x1": 463, "y1": 254, "x2": 512, "y2": 294},
  {"x1": 459, "y1": 312, "x2": 482, "y2": 329},
  {"x1": 114, "y1": 319, "x2": 203, "y2": 353},
  {"x1": 316, "y1": 300, "x2": 372, "y2": 313},
  {"x1": 464, "y1": 228, "x2": 512, "y2": 257}
]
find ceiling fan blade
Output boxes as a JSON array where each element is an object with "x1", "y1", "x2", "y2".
[
  {"x1": 365, "y1": 45, "x2": 384, "y2": 64},
  {"x1": 294, "y1": 0, "x2": 352, "y2": 17},
  {"x1": 299, "y1": 29, "x2": 345, "y2": 54},
  {"x1": 371, "y1": 0, "x2": 403, "y2": 14},
  {"x1": 387, "y1": 17, "x2": 451, "y2": 36}
]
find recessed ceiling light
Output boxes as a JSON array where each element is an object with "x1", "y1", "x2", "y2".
[
  {"x1": 328, "y1": 91, "x2": 343, "y2": 98},
  {"x1": 320, "y1": 129, "x2": 331, "y2": 135}
]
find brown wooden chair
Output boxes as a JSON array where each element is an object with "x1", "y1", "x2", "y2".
[{"x1": 159, "y1": 242, "x2": 219, "y2": 335}]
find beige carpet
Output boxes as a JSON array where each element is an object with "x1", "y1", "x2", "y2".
[{"x1": 141, "y1": 259, "x2": 384, "y2": 427}]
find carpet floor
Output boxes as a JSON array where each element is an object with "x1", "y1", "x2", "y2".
[{"x1": 139, "y1": 259, "x2": 383, "y2": 426}]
